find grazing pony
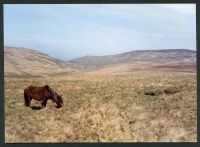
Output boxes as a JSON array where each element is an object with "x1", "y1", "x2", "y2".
[{"x1": 24, "y1": 85, "x2": 63, "y2": 108}]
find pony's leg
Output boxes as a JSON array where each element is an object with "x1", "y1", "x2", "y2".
[
  {"x1": 24, "y1": 93, "x2": 31, "y2": 107},
  {"x1": 42, "y1": 98, "x2": 48, "y2": 108}
]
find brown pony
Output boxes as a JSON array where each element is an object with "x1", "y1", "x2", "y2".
[{"x1": 24, "y1": 85, "x2": 63, "y2": 108}]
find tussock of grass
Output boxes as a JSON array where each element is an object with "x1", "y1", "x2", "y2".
[
  {"x1": 164, "y1": 87, "x2": 182, "y2": 94},
  {"x1": 144, "y1": 89, "x2": 163, "y2": 96},
  {"x1": 144, "y1": 87, "x2": 182, "y2": 96}
]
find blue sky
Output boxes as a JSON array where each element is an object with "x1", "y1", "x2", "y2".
[{"x1": 4, "y1": 4, "x2": 196, "y2": 60}]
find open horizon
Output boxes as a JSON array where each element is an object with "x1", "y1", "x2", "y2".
[
  {"x1": 4, "y1": 4, "x2": 196, "y2": 60},
  {"x1": 4, "y1": 45, "x2": 196, "y2": 61},
  {"x1": 4, "y1": 5, "x2": 197, "y2": 143}
]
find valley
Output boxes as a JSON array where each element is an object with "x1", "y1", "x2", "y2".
[{"x1": 4, "y1": 46, "x2": 197, "y2": 142}]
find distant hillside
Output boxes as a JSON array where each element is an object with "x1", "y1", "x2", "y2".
[
  {"x1": 4, "y1": 47, "x2": 196, "y2": 77},
  {"x1": 69, "y1": 49, "x2": 196, "y2": 69},
  {"x1": 4, "y1": 46, "x2": 81, "y2": 77}
]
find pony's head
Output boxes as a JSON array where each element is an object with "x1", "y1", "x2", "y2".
[{"x1": 45, "y1": 85, "x2": 63, "y2": 108}]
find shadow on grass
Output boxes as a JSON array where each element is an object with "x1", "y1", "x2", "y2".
[{"x1": 31, "y1": 106, "x2": 43, "y2": 110}]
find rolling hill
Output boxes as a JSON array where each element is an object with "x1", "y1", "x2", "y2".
[
  {"x1": 69, "y1": 49, "x2": 196, "y2": 70},
  {"x1": 4, "y1": 47, "x2": 196, "y2": 77},
  {"x1": 4, "y1": 46, "x2": 81, "y2": 77},
  {"x1": 5, "y1": 47, "x2": 197, "y2": 142}
]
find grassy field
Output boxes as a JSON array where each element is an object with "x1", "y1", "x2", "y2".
[{"x1": 5, "y1": 71, "x2": 197, "y2": 142}]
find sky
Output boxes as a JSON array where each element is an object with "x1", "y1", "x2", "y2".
[{"x1": 4, "y1": 4, "x2": 196, "y2": 60}]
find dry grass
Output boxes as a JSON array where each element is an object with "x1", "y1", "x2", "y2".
[
  {"x1": 4, "y1": 47, "x2": 79, "y2": 77},
  {"x1": 5, "y1": 71, "x2": 197, "y2": 142}
]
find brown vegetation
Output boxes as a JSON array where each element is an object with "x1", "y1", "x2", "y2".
[
  {"x1": 4, "y1": 47, "x2": 197, "y2": 142},
  {"x1": 5, "y1": 71, "x2": 196, "y2": 142}
]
